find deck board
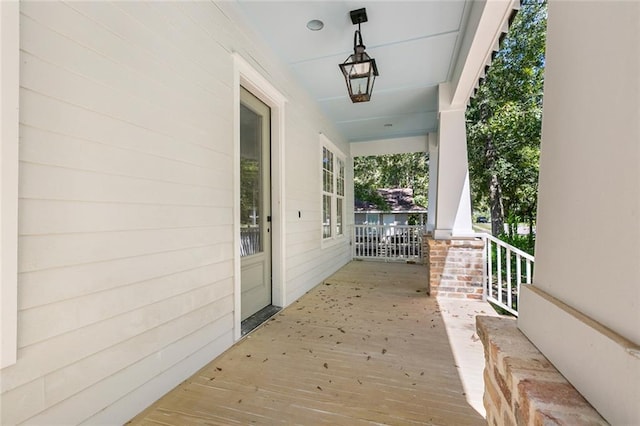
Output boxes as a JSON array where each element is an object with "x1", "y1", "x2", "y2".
[{"x1": 129, "y1": 261, "x2": 493, "y2": 425}]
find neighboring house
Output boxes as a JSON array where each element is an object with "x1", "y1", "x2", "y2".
[
  {"x1": 354, "y1": 188, "x2": 427, "y2": 227},
  {"x1": 354, "y1": 188, "x2": 426, "y2": 260}
]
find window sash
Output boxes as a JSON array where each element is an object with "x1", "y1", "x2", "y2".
[
  {"x1": 321, "y1": 142, "x2": 345, "y2": 241},
  {"x1": 323, "y1": 194, "x2": 332, "y2": 238},
  {"x1": 323, "y1": 147, "x2": 334, "y2": 193},
  {"x1": 336, "y1": 198, "x2": 343, "y2": 236},
  {"x1": 337, "y1": 158, "x2": 345, "y2": 197}
]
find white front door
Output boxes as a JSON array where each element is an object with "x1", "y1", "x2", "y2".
[{"x1": 240, "y1": 87, "x2": 272, "y2": 321}]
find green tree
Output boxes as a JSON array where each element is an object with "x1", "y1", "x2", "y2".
[
  {"x1": 354, "y1": 152, "x2": 429, "y2": 209},
  {"x1": 466, "y1": 0, "x2": 546, "y2": 247}
]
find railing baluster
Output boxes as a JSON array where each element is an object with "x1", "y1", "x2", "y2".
[
  {"x1": 480, "y1": 233, "x2": 534, "y2": 317},
  {"x1": 506, "y1": 248, "x2": 512, "y2": 309},
  {"x1": 487, "y1": 239, "x2": 493, "y2": 300},
  {"x1": 512, "y1": 254, "x2": 522, "y2": 309},
  {"x1": 497, "y1": 245, "x2": 503, "y2": 304},
  {"x1": 516, "y1": 254, "x2": 522, "y2": 309},
  {"x1": 371, "y1": 226, "x2": 375, "y2": 258},
  {"x1": 352, "y1": 227, "x2": 355, "y2": 258}
]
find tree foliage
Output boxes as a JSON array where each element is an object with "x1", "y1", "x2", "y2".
[
  {"x1": 466, "y1": 0, "x2": 547, "y2": 245},
  {"x1": 354, "y1": 153, "x2": 429, "y2": 209}
]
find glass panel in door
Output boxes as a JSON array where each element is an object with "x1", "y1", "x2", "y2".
[{"x1": 240, "y1": 87, "x2": 272, "y2": 321}]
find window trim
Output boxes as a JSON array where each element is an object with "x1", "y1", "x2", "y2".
[{"x1": 320, "y1": 134, "x2": 346, "y2": 247}]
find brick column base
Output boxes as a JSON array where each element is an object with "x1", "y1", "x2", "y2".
[
  {"x1": 423, "y1": 236, "x2": 484, "y2": 299},
  {"x1": 477, "y1": 316, "x2": 606, "y2": 425}
]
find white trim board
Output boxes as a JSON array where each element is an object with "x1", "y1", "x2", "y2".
[
  {"x1": 0, "y1": 0, "x2": 19, "y2": 369},
  {"x1": 519, "y1": 285, "x2": 640, "y2": 425},
  {"x1": 350, "y1": 135, "x2": 428, "y2": 157}
]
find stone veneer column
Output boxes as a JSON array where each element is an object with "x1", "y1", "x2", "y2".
[{"x1": 423, "y1": 235, "x2": 484, "y2": 298}]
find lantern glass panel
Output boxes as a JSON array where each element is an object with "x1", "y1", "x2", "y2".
[
  {"x1": 351, "y1": 61, "x2": 371, "y2": 77},
  {"x1": 350, "y1": 76, "x2": 370, "y2": 96}
]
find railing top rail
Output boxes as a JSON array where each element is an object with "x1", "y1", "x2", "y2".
[{"x1": 476, "y1": 232, "x2": 535, "y2": 262}]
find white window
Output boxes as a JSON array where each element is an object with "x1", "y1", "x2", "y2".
[
  {"x1": 366, "y1": 213, "x2": 380, "y2": 225},
  {"x1": 321, "y1": 135, "x2": 345, "y2": 242}
]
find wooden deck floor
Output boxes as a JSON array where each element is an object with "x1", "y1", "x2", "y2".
[{"x1": 129, "y1": 261, "x2": 495, "y2": 425}]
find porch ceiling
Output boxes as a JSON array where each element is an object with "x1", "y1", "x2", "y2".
[{"x1": 231, "y1": 1, "x2": 476, "y2": 143}]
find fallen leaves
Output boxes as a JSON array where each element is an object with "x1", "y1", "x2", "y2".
[{"x1": 210, "y1": 264, "x2": 483, "y2": 418}]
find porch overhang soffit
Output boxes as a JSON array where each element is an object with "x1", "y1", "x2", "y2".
[
  {"x1": 445, "y1": 0, "x2": 520, "y2": 110},
  {"x1": 429, "y1": 0, "x2": 518, "y2": 240}
]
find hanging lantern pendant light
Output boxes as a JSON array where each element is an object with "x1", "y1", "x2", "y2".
[{"x1": 339, "y1": 8, "x2": 379, "y2": 103}]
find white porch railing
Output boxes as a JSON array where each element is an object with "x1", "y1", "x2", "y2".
[
  {"x1": 478, "y1": 233, "x2": 535, "y2": 316},
  {"x1": 353, "y1": 225, "x2": 424, "y2": 262}
]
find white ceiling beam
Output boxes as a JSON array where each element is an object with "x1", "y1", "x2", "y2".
[{"x1": 350, "y1": 136, "x2": 428, "y2": 157}]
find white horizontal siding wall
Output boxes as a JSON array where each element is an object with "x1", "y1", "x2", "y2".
[
  {"x1": 283, "y1": 111, "x2": 353, "y2": 301},
  {"x1": 1, "y1": 1, "x2": 350, "y2": 424}
]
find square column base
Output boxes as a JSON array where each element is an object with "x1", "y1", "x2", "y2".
[{"x1": 423, "y1": 236, "x2": 484, "y2": 299}]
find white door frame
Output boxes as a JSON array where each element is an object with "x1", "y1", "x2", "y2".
[
  {"x1": 233, "y1": 54, "x2": 287, "y2": 341},
  {"x1": 239, "y1": 87, "x2": 272, "y2": 321}
]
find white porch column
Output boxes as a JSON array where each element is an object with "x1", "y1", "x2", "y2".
[
  {"x1": 426, "y1": 133, "x2": 438, "y2": 233},
  {"x1": 432, "y1": 83, "x2": 474, "y2": 239},
  {"x1": 518, "y1": 2, "x2": 640, "y2": 424}
]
